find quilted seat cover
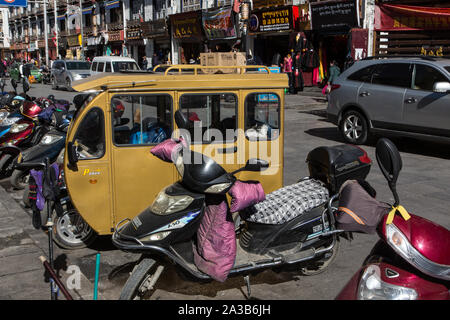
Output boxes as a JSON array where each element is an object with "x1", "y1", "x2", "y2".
[{"x1": 242, "y1": 178, "x2": 329, "y2": 225}]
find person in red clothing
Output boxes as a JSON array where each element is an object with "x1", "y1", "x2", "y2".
[{"x1": 282, "y1": 53, "x2": 294, "y2": 94}]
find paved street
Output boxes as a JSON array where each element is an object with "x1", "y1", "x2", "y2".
[{"x1": 0, "y1": 82, "x2": 449, "y2": 300}]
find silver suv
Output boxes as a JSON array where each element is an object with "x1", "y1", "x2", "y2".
[
  {"x1": 327, "y1": 56, "x2": 450, "y2": 144},
  {"x1": 51, "y1": 60, "x2": 91, "y2": 91}
]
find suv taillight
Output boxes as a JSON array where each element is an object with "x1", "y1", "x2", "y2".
[{"x1": 330, "y1": 84, "x2": 341, "y2": 92}]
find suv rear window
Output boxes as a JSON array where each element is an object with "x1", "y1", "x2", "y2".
[
  {"x1": 413, "y1": 64, "x2": 448, "y2": 91},
  {"x1": 347, "y1": 65, "x2": 376, "y2": 82},
  {"x1": 371, "y1": 63, "x2": 412, "y2": 88}
]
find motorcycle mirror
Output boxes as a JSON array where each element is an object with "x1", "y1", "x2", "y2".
[
  {"x1": 244, "y1": 158, "x2": 270, "y2": 172},
  {"x1": 376, "y1": 138, "x2": 402, "y2": 206},
  {"x1": 67, "y1": 141, "x2": 79, "y2": 167},
  {"x1": 174, "y1": 110, "x2": 191, "y2": 129}
]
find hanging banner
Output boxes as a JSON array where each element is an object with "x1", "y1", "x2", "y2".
[
  {"x1": 0, "y1": 0, "x2": 27, "y2": 7},
  {"x1": 376, "y1": 4, "x2": 450, "y2": 30},
  {"x1": 202, "y1": 7, "x2": 236, "y2": 40},
  {"x1": 310, "y1": 0, "x2": 359, "y2": 31}
]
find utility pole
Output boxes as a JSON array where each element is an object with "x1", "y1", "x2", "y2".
[
  {"x1": 43, "y1": 0, "x2": 49, "y2": 66},
  {"x1": 54, "y1": 0, "x2": 58, "y2": 59},
  {"x1": 79, "y1": 0, "x2": 83, "y2": 59}
]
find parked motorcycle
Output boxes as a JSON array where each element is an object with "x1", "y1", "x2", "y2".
[
  {"x1": 335, "y1": 138, "x2": 449, "y2": 300},
  {"x1": 11, "y1": 110, "x2": 70, "y2": 189},
  {"x1": 0, "y1": 100, "x2": 49, "y2": 179},
  {"x1": 111, "y1": 110, "x2": 372, "y2": 300}
]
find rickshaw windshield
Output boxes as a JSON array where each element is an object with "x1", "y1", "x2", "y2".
[{"x1": 72, "y1": 91, "x2": 102, "y2": 122}]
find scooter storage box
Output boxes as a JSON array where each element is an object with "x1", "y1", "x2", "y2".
[{"x1": 306, "y1": 144, "x2": 371, "y2": 194}]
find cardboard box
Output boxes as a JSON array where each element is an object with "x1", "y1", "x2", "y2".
[{"x1": 200, "y1": 52, "x2": 246, "y2": 74}]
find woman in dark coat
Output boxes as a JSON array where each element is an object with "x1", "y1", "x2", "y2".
[{"x1": 293, "y1": 51, "x2": 304, "y2": 93}]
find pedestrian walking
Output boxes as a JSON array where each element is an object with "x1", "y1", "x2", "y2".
[
  {"x1": 142, "y1": 56, "x2": 148, "y2": 70},
  {"x1": 282, "y1": 53, "x2": 294, "y2": 94},
  {"x1": 325, "y1": 60, "x2": 341, "y2": 94}
]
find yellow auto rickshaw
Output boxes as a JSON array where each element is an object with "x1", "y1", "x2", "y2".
[{"x1": 64, "y1": 65, "x2": 287, "y2": 244}]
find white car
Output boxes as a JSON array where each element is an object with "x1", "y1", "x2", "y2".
[{"x1": 90, "y1": 56, "x2": 140, "y2": 75}]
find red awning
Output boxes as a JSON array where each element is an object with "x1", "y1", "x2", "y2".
[{"x1": 376, "y1": 4, "x2": 450, "y2": 30}]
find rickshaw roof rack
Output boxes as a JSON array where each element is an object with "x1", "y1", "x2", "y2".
[
  {"x1": 99, "y1": 80, "x2": 157, "y2": 91},
  {"x1": 152, "y1": 64, "x2": 274, "y2": 75},
  {"x1": 362, "y1": 55, "x2": 437, "y2": 61}
]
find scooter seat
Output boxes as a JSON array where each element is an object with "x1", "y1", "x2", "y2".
[{"x1": 241, "y1": 178, "x2": 329, "y2": 225}]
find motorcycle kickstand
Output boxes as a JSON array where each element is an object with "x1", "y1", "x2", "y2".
[{"x1": 243, "y1": 275, "x2": 251, "y2": 299}]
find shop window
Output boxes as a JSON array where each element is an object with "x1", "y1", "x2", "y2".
[
  {"x1": 73, "y1": 108, "x2": 105, "y2": 160},
  {"x1": 371, "y1": 63, "x2": 412, "y2": 88},
  {"x1": 112, "y1": 95, "x2": 172, "y2": 146},
  {"x1": 347, "y1": 65, "x2": 376, "y2": 83},
  {"x1": 179, "y1": 93, "x2": 237, "y2": 143},
  {"x1": 245, "y1": 93, "x2": 280, "y2": 141},
  {"x1": 413, "y1": 64, "x2": 448, "y2": 91}
]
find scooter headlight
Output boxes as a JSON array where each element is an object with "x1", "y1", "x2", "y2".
[
  {"x1": 40, "y1": 133, "x2": 64, "y2": 145},
  {"x1": 204, "y1": 182, "x2": 232, "y2": 194},
  {"x1": 1, "y1": 116, "x2": 21, "y2": 126},
  {"x1": 0, "y1": 111, "x2": 9, "y2": 122},
  {"x1": 10, "y1": 123, "x2": 30, "y2": 133},
  {"x1": 386, "y1": 224, "x2": 450, "y2": 280},
  {"x1": 150, "y1": 188, "x2": 194, "y2": 215},
  {"x1": 357, "y1": 265, "x2": 418, "y2": 300}
]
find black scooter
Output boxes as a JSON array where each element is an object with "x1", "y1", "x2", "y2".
[
  {"x1": 111, "y1": 110, "x2": 372, "y2": 300},
  {"x1": 11, "y1": 110, "x2": 70, "y2": 189}
]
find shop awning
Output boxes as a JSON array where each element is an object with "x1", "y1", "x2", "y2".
[
  {"x1": 376, "y1": 4, "x2": 450, "y2": 30},
  {"x1": 105, "y1": 0, "x2": 120, "y2": 10}
]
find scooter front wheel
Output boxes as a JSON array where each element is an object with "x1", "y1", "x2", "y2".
[{"x1": 119, "y1": 258, "x2": 163, "y2": 300}]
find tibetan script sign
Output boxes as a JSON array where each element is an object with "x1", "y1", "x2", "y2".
[
  {"x1": 310, "y1": 0, "x2": 359, "y2": 30},
  {"x1": 171, "y1": 11, "x2": 203, "y2": 40},
  {"x1": 249, "y1": 6, "x2": 294, "y2": 33}
]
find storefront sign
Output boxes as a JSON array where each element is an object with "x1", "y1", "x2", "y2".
[
  {"x1": 127, "y1": 28, "x2": 142, "y2": 40},
  {"x1": 202, "y1": 7, "x2": 236, "y2": 40},
  {"x1": 108, "y1": 30, "x2": 124, "y2": 42},
  {"x1": 28, "y1": 41, "x2": 37, "y2": 52},
  {"x1": 171, "y1": 11, "x2": 203, "y2": 40},
  {"x1": 252, "y1": 0, "x2": 287, "y2": 9},
  {"x1": 67, "y1": 35, "x2": 81, "y2": 47},
  {"x1": 376, "y1": 4, "x2": 450, "y2": 30},
  {"x1": 0, "y1": 0, "x2": 27, "y2": 7},
  {"x1": 143, "y1": 19, "x2": 169, "y2": 38},
  {"x1": 310, "y1": 0, "x2": 359, "y2": 30},
  {"x1": 421, "y1": 46, "x2": 444, "y2": 56},
  {"x1": 249, "y1": 6, "x2": 298, "y2": 33}
]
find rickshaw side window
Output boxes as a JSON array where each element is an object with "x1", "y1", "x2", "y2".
[
  {"x1": 73, "y1": 108, "x2": 105, "y2": 160},
  {"x1": 245, "y1": 93, "x2": 280, "y2": 141},
  {"x1": 179, "y1": 93, "x2": 237, "y2": 143},
  {"x1": 111, "y1": 94, "x2": 172, "y2": 146}
]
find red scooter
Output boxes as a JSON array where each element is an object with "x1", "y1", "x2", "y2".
[
  {"x1": 336, "y1": 138, "x2": 449, "y2": 300},
  {"x1": 0, "y1": 100, "x2": 48, "y2": 178}
]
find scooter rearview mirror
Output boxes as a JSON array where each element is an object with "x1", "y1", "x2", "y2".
[
  {"x1": 244, "y1": 158, "x2": 270, "y2": 172},
  {"x1": 376, "y1": 138, "x2": 402, "y2": 206}
]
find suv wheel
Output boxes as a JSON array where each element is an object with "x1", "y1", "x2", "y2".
[
  {"x1": 52, "y1": 76, "x2": 58, "y2": 90},
  {"x1": 65, "y1": 78, "x2": 72, "y2": 91},
  {"x1": 340, "y1": 110, "x2": 369, "y2": 145}
]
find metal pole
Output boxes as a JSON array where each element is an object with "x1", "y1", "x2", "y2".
[
  {"x1": 79, "y1": 0, "x2": 83, "y2": 59},
  {"x1": 44, "y1": 0, "x2": 49, "y2": 66},
  {"x1": 54, "y1": 0, "x2": 58, "y2": 59}
]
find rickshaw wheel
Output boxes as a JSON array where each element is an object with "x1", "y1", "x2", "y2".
[
  {"x1": 52, "y1": 208, "x2": 96, "y2": 250},
  {"x1": 119, "y1": 258, "x2": 161, "y2": 300},
  {"x1": 299, "y1": 236, "x2": 340, "y2": 276}
]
